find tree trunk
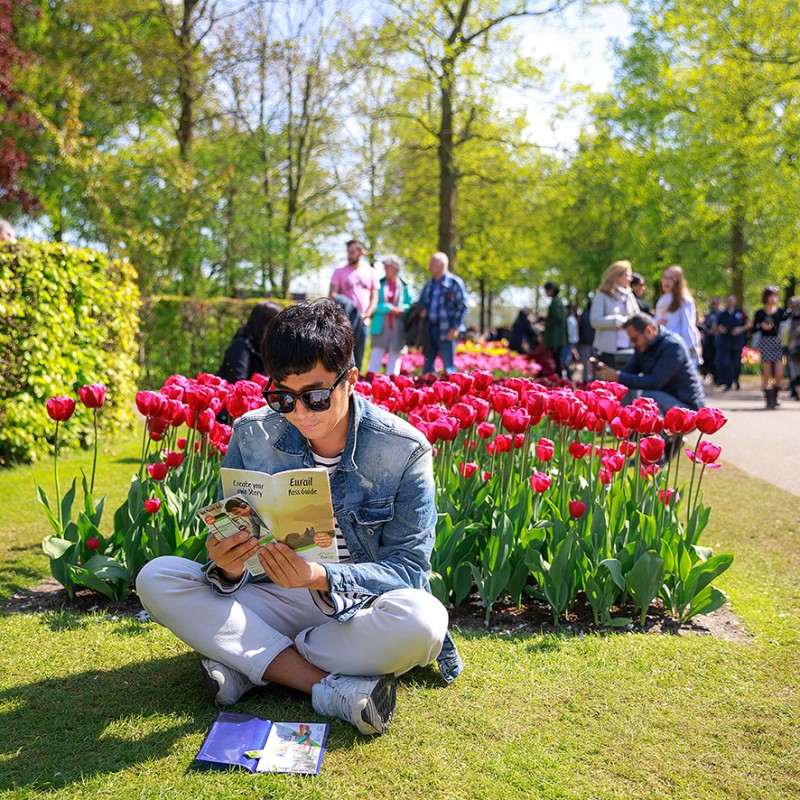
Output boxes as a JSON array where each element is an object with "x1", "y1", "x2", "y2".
[
  {"x1": 176, "y1": 0, "x2": 198, "y2": 159},
  {"x1": 437, "y1": 66, "x2": 457, "y2": 268},
  {"x1": 731, "y1": 212, "x2": 746, "y2": 305}
]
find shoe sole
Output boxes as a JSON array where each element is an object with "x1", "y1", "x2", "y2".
[
  {"x1": 358, "y1": 675, "x2": 397, "y2": 735},
  {"x1": 201, "y1": 662, "x2": 223, "y2": 707}
]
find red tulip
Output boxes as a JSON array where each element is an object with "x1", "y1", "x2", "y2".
[
  {"x1": 46, "y1": 396, "x2": 76, "y2": 422},
  {"x1": 459, "y1": 461, "x2": 478, "y2": 479},
  {"x1": 530, "y1": 471, "x2": 552, "y2": 492},
  {"x1": 502, "y1": 407, "x2": 531, "y2": 434},
  {"x1": 371, "y1": 378, "x2": 395, "y2": 402},
  {"x1": 568, "y1": 441, "x2": 590, "y2": 459},
  {"x1": 685, "y1": 441, "x2": 722, "y2": 468},
  {"x1": 695, "y1": 406, "x2": 727, "y2": 434},
  {"x1": 144, "y1": 497, "x2": 162, "y2": 514},
  {"x1": 658, "y1": 488, "x2": 680, "y2": 505},
  {"x1": 663, "y1": 407, "x2": 697, "y2": 435},
  {"x1": 640, "y1": 463, "x2": 661, "y2": 478},
  {"x1": 639, "y1": 436, "x2": 666, "y2": 465},
  {"x1": 598, "y1": 468, "x2": 613, "y2": 484},
  {"x1": 184, "y1": 383, "x2": 216, "y2": 412},
  {"x1": 177, "y1": 437, "x2": 187, "y2": 450},
  {"x1": 78, "y1": 383, "x2": 106, "y2": 409},
  {"x1": 490, "y1": 387, "x2": 518, "y2": 414},
  {"x1": 476, "y1": 421, "x2": 496, "y2": 439},
  {"x1": 164, "y1": 451, "x2": 184, "y2": 468},
  {"x1": 513, "y1": 433, "x2": 526, "y2": 449},
  {"x1": 432, "y1": 380, "x2": 460, "y2": 406},
  {"x1": 448, "y1": 372, "x2": 474, "y2": 395},
  {"x1": 451, "y1": 402, "x2": 478, "y2": 430},
  {"x1": 536, "y1": 437, "x2": 555, "y2": 462},
  {"x1": 568, "y1": 500, "x2": 587, "y2": 518},
  {"x1": 466, "y1": 396, "x2": 490, "y2": 423},
  {"x1": 595, "y1": 397, "x2": 621, "y2": 423},
  {"x1": 601, "y1": 451, "x2": 626, "y2": 473},
  {"x1": 482, "y1": 471, "x2": 493, "y2": 481},
  {"x1": 147, "y1": 416, "x2": 169, "y2": 441},
  {"x1": 86, "y1": 536, "x2": 100, "y2": 550},
  {"x1": 432, "y1": 416, "x2": 460, "y2": 442},
  {"x1": 492, "y1": 434, "x2": 513, "y2": 453},
  {"x1": 524, "y1": 390, "x2": 548, "y2": 421},
  {"x1": 471, "y1": 370, "x2": 494, "y2": 392},
  {"x1": 610, "y1": 417, "x2": 629, "y2": 439},
  {"x1": 147, "y1": 462, "x2": 169, "y2": 481}
]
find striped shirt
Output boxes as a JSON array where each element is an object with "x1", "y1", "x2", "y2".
[{"x1": 309, "y1": 450, "x2": 374, "y2": 618}]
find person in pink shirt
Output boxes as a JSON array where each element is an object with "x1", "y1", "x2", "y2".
[{"x1": 329, "y1": 240, "x2": 379, "y2": 371}]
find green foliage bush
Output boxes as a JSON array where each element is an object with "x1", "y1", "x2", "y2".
[
  {"x1": 0, "y1": 241, "x2": 140, "y2": 463},
  {"x1": 138, "y1": 296, "x2": 292, "y2": 389}
]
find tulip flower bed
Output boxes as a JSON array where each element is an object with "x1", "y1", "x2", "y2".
[{"x1": 39, "y1": 367, "x2": 731, "y2": 628}]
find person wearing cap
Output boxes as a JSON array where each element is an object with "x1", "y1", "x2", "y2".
[
  {"x1": 631, "y1": 272, "x2": 651, "y2": 314},
  {"x1": 542, "y1": 281, "x2": 568, "y2": 375}
]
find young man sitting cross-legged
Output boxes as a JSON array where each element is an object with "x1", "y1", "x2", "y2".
[{"x1": 137, "y1": 299, "x2": 463, "y2": 734}]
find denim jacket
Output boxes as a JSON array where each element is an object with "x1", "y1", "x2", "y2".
[
  {"x1": 419, "y1": 272, "x2": 468, "y2": 336},
  {"x1": 208, "y1": 393, "x2": 464, "y2": 684}
]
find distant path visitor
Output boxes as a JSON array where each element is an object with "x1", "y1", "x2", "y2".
[{"x1": 703, "y1": 376, "x2": 800, "y2": 498}]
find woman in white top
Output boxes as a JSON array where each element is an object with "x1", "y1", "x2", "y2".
[
  {"x1": 590, "y1": 260, "x2": 641, "y2": 370},
  {"x1": 654, "y1": 264, "x2": 701, "y2": 365}
]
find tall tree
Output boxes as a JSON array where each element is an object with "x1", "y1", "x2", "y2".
[
  {"x1": 372, "y1": 0, "x2": 576, "y2": 269},
  {"x1": 0, "y1": 0, "x2": 40, "y2": 213}
]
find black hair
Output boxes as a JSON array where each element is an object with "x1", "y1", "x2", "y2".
[
  {"x1": 237, "y1": 301, "x2": 282, "y2": 341},
  {"x1": 544, "y1": 281, "x2": 560, "y2": 295},
  {"x1": 761, "y1": 285, "x2": 779, "y2": 304},
  {"x1": 262, "y1": 299, "x2": 355, "y2": 381},
  {"x1": 631, "y1": 272, "x2": 645, "y2": 286},
  {"x1": 623, "y1": 312, "x2": 657, "y2": 333},
  {"x1": 224, "y1": 497, "x2": 250, "y2": 512},
  {"x1": 346, "y1": 239, "x2": 364, "y2": 250}
]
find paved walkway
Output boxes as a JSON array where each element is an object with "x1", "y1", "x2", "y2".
[{"x1": 701, "y1": 375, "x2": 800, "y2": 498}]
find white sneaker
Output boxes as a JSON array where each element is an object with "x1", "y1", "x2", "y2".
[
  {"x1": 311, "y1": 674, "x2": 396, "y2": 735},
  {"x1": 200, "y1": 658, "x2": 256, "y2": 706}
]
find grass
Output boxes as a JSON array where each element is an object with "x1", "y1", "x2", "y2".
[{"x1": 1, "y1": 434, "x2": 798, "y2": 799}]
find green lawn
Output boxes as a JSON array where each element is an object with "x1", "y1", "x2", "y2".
[{"x1": 1, "y1": 434, "x2": 798, "y2": 799}]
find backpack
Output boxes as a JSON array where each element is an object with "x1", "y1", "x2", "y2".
[{"x1": 403, "y1": 302, "x2": 425, "y2": 348}]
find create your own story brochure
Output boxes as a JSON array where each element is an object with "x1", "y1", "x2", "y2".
[{"x1": 197, "y1": 466, "x2": 338, "y2": 570}]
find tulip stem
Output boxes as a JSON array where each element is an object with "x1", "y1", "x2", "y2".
[
  {"x1": 54, "y1": 420, "x2": 62, "y2": 532},
  {"x1": 90, "y1": 410, "x2": 99, "y2": 495},
  {"x1": 685, "y1": 433, "x2": 703, "y2": 528}
]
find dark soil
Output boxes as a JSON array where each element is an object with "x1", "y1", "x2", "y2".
[
  {"x1": 4, "y1": 577, "x2": 751, "y2": 644},
  {"x1": 450, "y1": 591, "x2": 751, "y2": 643}
]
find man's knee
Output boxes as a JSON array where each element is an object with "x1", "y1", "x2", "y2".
[
  {"x1": 136, "y1": 555, "x2": 202, "y2": 606},
  {"x1": 375, "y1": 588, "x2": 448, "y2": 651}
]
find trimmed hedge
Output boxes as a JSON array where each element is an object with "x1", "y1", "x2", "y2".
[
  {"x1": 138, "y1": 296, "x2": 292, "y2": 389},
  {"x1": 0, "y1": 241, "x2": 140, "y2": 463}
]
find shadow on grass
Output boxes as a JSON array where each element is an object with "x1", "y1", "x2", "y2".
[{"x1": 0, "y1": 653, "x2": 367, "y2": 791}]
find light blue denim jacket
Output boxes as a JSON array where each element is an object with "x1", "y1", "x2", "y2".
[{"x1": 208, "y1": 393, "x2": 464, "y2": 683}]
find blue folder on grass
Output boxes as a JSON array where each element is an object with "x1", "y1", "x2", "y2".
[{"x1": 194, "y1": 712, "x2": 329, "y2": 775}]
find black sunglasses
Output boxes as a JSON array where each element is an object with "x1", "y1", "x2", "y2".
[{"x1": 264, "y1": 368, "x2": 350, "y2": 414}]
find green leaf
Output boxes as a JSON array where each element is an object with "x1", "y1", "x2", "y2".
[
  {"x1": 42, "y1": 535, "x2": 75, "y2": 560},
  {"x1": 682, "y1": 586, "x2": 728, "y2": 621},
  {"x1": 626, "y1": 550, "x2": 665, "y2": 625},
  {"x1": 36, "y1": 484, "x2": 62, "y2": 535}
]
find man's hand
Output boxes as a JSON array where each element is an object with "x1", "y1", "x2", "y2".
[
  {"x1": 257, "y1": 542, "x2": 329, "y2": 589},
  {"x1": 594, "y1": 361, "x2": 619, "y2": 381},
  {"x1": 206, "y1": 530, "x2": 259, "y2": 583},
  {"x1": 446, "y1": 327, "x2": 458, "y2": 341}
]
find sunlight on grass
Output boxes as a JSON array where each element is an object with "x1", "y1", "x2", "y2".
[{"x1": 0, "y1": 447, "x2": 798, "y2": 798}]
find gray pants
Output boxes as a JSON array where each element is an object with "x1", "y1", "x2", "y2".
[{"x1": 136, "y1": 557, "x2": 448, "y2": 685}]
